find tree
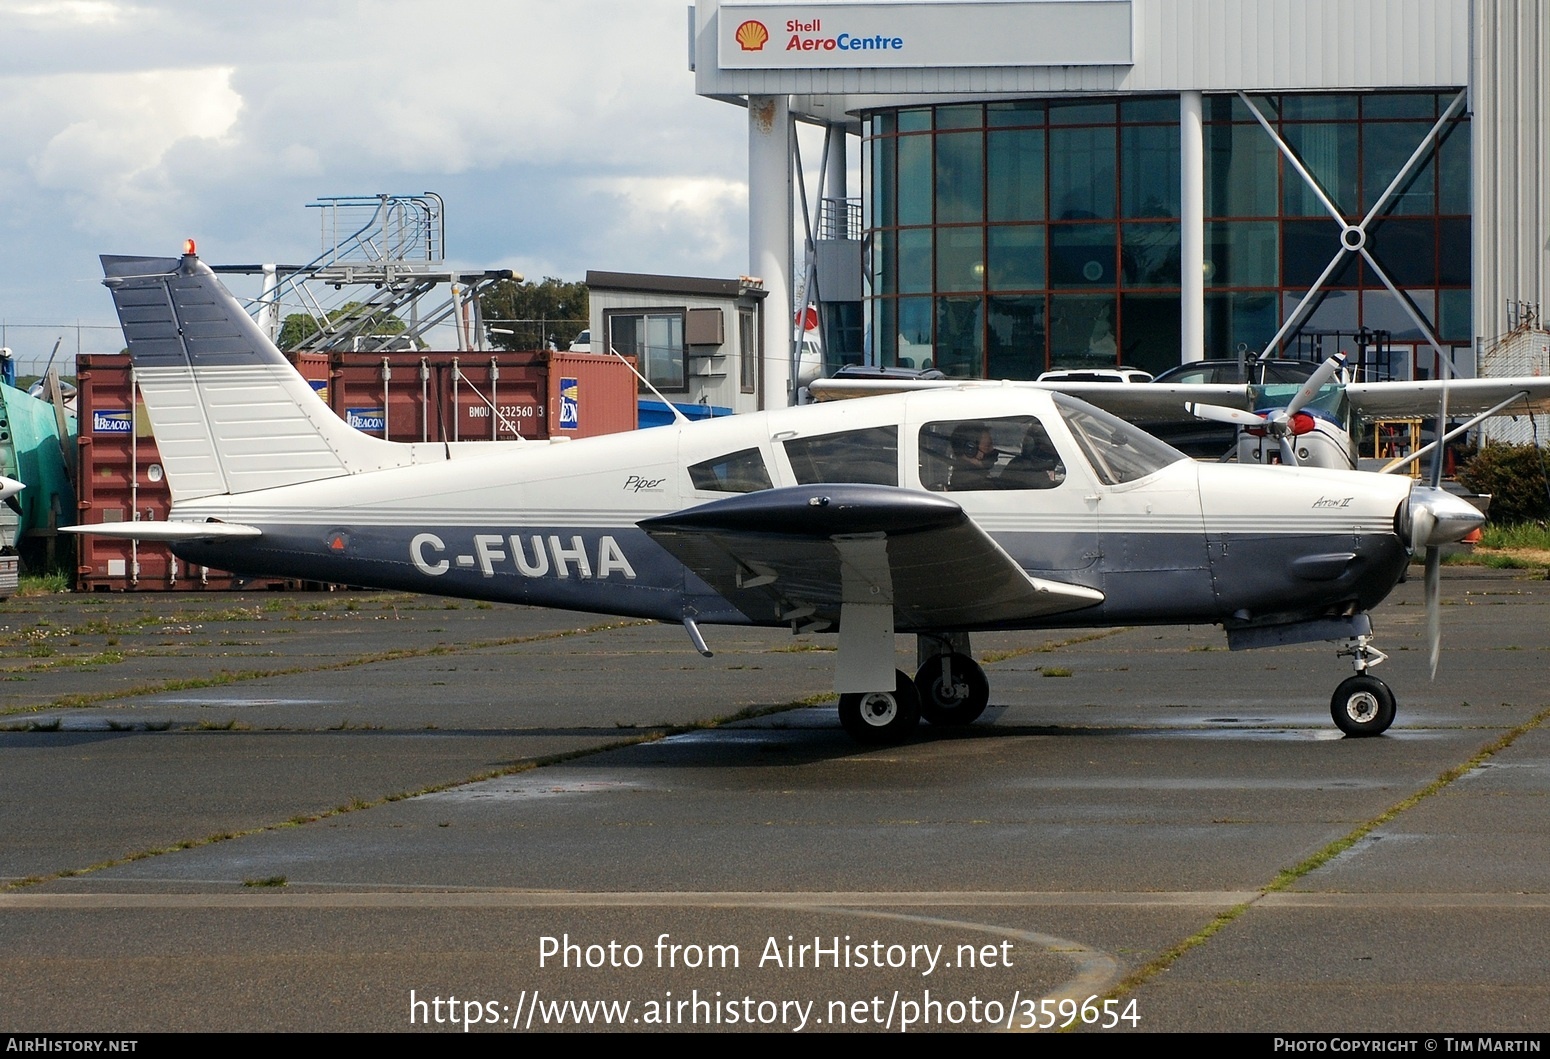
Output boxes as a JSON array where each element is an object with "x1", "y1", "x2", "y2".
[
  {"x1": 1458, "y1": 444, "x2": 1550, "y2": 524},
  {"x1": 278, "y1": 303, "x2": 407, "y2": 351},
  {"x1": 480, "y1": 277, "x2": 589, "y2": 351}
]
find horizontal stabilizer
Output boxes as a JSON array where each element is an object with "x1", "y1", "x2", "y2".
[{"x1": 61, "y1": 521, "x2": 263, "y2": 542}]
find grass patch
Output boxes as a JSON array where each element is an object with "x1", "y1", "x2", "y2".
[
  {"x1": 241, "y1": 875, "x2": 288, "y2": 888},
  {"x1": 979, "y1": 628, "x2": 1128, "y2": 665},
  {"x1": 16, "y1": 573, "x2": 70, "y2": 596},
  {"x1": 1040, "y1": 667, "x2": 1073, "y2": 678},
  {"x1": 1479, "y1": 521, "x2": 1550, "y2": 550},
  {"x1": 194, "y1": 718, "x2": 250, "y2": 731},
  {"x1": 0, "y1": 617, "x2": 656, "y2": 719}
]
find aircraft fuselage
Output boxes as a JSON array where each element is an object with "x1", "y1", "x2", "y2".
[{"x1": 164, "y1": 388, "x2": 1413, "y2": 636}]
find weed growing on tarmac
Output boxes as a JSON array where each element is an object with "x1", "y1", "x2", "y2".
[
  {"x1": 0, "y1": 618, "x2": 654, "y2": 720},
  {"x1": 242, "y1": 876, "x2": 288, "y2": 888},
  {"x1": 978, "y1": 628, "x2": 1128, "y2": 665},
  {"x1": 1099, "y1": 704, "x2": 1550, "y2": 1016}
]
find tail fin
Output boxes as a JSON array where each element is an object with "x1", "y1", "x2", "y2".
[{"x1": 102, "y1": 250, "x2": 409, "y2": 501}]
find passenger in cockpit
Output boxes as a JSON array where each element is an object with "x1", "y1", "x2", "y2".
[{"x1": 998, "y1": 420, "x2": 1063, "y2": 489}]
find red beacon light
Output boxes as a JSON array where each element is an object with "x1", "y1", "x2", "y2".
[{"x1": 182, "y1": 238, "x2": 197, "y2": 257}]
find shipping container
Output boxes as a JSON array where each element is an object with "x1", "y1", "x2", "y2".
[
  {"x1": 72, "y1": 353, "x2": 329, "y2": 591},
  {"x1": 317, "y1": 350, "x2": 637, "y2": 443},
  {"x1": 72, "y1": 350, "x2": 637, "y2": 591}
]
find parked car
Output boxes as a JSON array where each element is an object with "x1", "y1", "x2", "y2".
[{"x1": 1037, "y1": 366, "x2": 1154, "y2": 384}]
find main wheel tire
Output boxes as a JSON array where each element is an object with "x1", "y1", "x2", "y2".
[
  {"x1": 1330, "y1": 674, "x2": 1397, "y2": 737},
  {"x1": 914, "y1": 652, "x2": 990, "y2": 726},
  {"x1": 838, "y1": 670, "x2": 921, "y2": 744}
]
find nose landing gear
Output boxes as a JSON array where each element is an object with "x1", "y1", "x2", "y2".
[{"x1": 1332, "y1": 633, "x2": 1395, "y2": 736}]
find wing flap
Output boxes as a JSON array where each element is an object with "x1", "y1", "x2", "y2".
[{"x1": 641, "y1": 484, "x2": 1102, "y2": 629}]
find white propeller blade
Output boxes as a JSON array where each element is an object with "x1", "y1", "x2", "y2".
[
  {"x1": 1407, "y1": 485, "x2": 1484, "y2": 680},
  {"x1": 1281, "y1": 351, "x2": 1347, "y2": 420},
  {"x1": 1185, "y1": 402, "x2": 1267, "y2": 426}
]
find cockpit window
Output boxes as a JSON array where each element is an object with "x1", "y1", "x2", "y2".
[
  {"x1": 919, "y1": 417, "x2": 1065, "y2": 491},
  {"x1": 1054, "y1": 394, "x2": 1186, "y2": 485},
  {"x1": 783, "y1": 426, "x2": 898, "y2": 486},
  {"x1": 688, "y1": 448, "x2": 773, "y2": 493}
]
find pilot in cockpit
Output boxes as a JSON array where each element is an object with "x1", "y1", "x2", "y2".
[{"x1": 948, "y1": 423, "x2": 998, "y2": 490}]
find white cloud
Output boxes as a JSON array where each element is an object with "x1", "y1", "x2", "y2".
[
  {"x1": 580, "y1": 175, "x2": 749, "y2": 268},
  {"x1": 24, "y1": 66, "x2": 241, "y2": 225},
  {"x1": 0, "y1": 0, "x2": 126, "y2": 26},
  {"x1": 0, "y1": 0, "x2": 763, "y2": 361}
]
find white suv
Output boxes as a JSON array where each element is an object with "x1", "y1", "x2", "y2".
[{"x1": 1036, "y1": 366, "x2": 1154, "y2": 384}]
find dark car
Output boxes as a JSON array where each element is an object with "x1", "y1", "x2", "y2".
[{"x1": 1152, "y1": 358, "x2": 1322, "y2": 386}]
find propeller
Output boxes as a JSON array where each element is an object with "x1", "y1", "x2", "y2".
[
  {"x1": 1404, "y1": 483, "x2": 1479, "y2": 677},
  {"x1": 1185, "y1": 352, "x2": 1347, "y2": 466},
  {"x1": 1420, "y1": 356, "x2": 1452, "y2": 678}
]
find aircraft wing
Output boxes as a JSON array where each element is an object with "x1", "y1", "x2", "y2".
[
  {"x1": 1345, "y1": 377, "x2": 1550, "y2": 418},
  {"x1": 640, "y1": 483, "x2": 1103, "y2": 630},
  {"x1": 808, "y1": 377, "x2": 1252, "y2": 421}
]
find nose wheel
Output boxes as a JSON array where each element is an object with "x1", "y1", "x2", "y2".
[
  {"x1": 1331, "y1": 674, "x2": 1396, "y2": 736},
  {"x1": 1331, "y1": 632, "x2": 1395, "y2": 736}
]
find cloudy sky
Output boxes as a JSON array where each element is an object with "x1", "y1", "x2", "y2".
[{"x1": 0, "y1": 0, "x2": 768, "y2": 370}]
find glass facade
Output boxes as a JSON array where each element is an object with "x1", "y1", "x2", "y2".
[{"x1": 865, "y1": 92, "x2": 1470, "y2": 379}]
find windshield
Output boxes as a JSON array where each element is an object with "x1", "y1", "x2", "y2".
[
  {"x1": 1252, "y1": 383, "x2": 1349, "y2": 423},
  {"x1": 1053, "y1": 394, "x2": 1188, "y2": 485}
]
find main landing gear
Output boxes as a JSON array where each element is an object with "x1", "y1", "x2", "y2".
[
  {"x1": 838, "y1": 670, "x2": 920, "y2": 744},
  {"x1": 914, "y1": 650, "x2": 990, "y2": 726},
  {"x1": 1331, "y1": 633, "x2": 1395, "y2": 737},
  {"x1": 837, "y1": 636, "x2": 993, "y2": 744}
]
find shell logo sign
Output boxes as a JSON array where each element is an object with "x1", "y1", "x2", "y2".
[{"x1": 735, "y1": 19, "x2": 770, "y2": 50}]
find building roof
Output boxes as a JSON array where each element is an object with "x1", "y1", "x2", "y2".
[{"x1": 585, "y1": 271, "x2": 768, "y2": 300}]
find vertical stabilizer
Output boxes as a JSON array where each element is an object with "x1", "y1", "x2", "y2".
[{"x1": 101, "y1": 251, "x2": 410, "y2": 501}]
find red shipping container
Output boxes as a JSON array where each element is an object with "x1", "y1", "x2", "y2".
[
  {"x1": 72, "y1": 350, "x2": 636, "y2": 591},
  {"x1": 319, "y1": 350, "x2": 636, "y2": 443},
  {"x1": 73, "y1": 353, "x2": 329, "y2": 591}
]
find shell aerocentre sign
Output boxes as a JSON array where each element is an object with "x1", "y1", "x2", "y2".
[{"x1": 717, "y1": 2, "x2": 1133, "y2": 70}]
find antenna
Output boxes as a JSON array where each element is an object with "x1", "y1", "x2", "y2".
[{"x1": 609, "y1": 345, "x2": 690, "y2": 426}]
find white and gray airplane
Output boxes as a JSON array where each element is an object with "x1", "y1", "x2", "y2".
[
  {"x1": 70, "y1": 249, "x2": 1484, "y2": 742},
  {"x1": 812, "y1": 360, "x2": 1550, "y2": 473}
]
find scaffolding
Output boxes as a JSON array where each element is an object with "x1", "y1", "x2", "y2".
[{"x1": 216, "y1": 193, "x2": 519, "y2": 353}]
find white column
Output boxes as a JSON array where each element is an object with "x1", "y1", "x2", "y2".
[
  {"x1": 749, "y1": 94, "x2": 793, "y2": 409},
  {"x1": 257, "y1": 263, "x2": 280, "y2": 343},
  {"x1": 824, "y1": 124, "x2": 847, "y2": 208},
  {"x1": 1180, "y1": 90, "x2": 1205, "y2": 363}
]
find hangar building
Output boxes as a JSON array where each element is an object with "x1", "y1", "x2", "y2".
[{"x1": 689, "y1": 0, "x2": 1548, "y2": 405}]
